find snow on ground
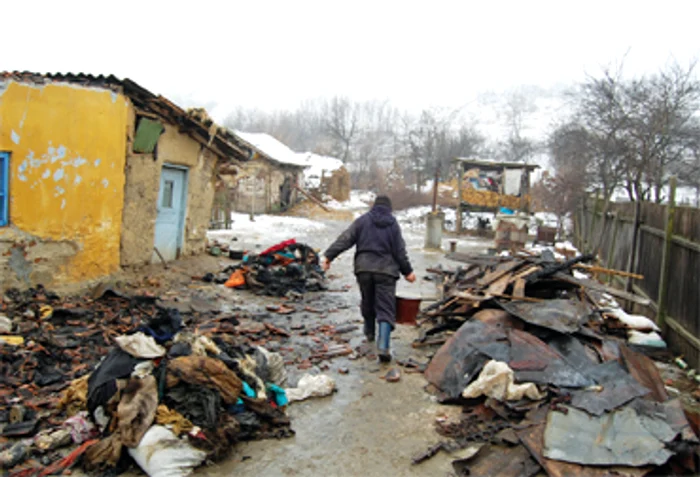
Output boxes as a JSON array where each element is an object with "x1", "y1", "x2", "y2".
[
  {"x1": 395, "y1": 206, "x2": 494, "y2": 232},
  {"x1": 326, "y1": 190, "x2": 375, "y2": 211},
  {"x1": 208, "y1": 212, "x2": 326, "y2": 252}
]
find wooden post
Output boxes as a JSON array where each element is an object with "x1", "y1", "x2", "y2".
[
  {"x1": 625, "y1": 200, "x2": 642, "y2": 294},
  {"x1": 456, "y1": 162, "x2": 463, "y2": 233},
  {"x1": 586, "y1": 190, "x2": 601, "y2": 253},
  {"x1": 656, "y1": 176, "x2": 677, "y2": 330},
  {"x1": 606, "y1": 211, "x2": 620, "y2": 285}
]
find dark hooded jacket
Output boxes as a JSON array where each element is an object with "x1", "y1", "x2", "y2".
[{"x1": 324, "y1": 205, "x2": 413, "y2": 278}]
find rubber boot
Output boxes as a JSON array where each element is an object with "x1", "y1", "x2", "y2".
[
  {"x1": 363, "y1": 318, "x2": 375, "y2": 343},
  {"x1": 377, "y1": 322, "x2": 392, "y2": 363}
]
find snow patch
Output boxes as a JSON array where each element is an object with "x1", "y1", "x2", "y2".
[{"x1": 208, "y1": 212, "x2": 327, "y2": 252}]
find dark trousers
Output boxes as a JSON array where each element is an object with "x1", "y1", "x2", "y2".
[{"x1": 356, "y1": 272, "x2": 397, "y2": 335}]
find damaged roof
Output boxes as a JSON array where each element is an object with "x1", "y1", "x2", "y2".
[{"x1": 0, "y1": 71, "x2": 254, "y2": 164}]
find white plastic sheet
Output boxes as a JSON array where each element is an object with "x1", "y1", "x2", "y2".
[
  {"x1": 128, "y1": 425, "x2": 206, "y2": 477},
  {"x1": 286, "y1": 374, "x2": 336, "y2": 403}
]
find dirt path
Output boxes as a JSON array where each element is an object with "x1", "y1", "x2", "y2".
[
  {"x1": 197, "y1": 220, "x2": 489, "y2": 476},
  {"x1": 112, "y1": 217, "x2": 491, "y2": 477}
]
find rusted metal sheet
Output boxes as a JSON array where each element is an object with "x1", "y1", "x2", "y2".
[
  {"x1": 499, "y1": 298, "x2": 591, "y2": 334},
  {"x1": 619, "y1": 345, "x2": 669, "y2": 402},
  {"x1": 508, "y1": 329, "x2": 594, "y2": 388},
  {"x1": 518, "y1": 422, "x2": 652, "y2": 477},
  {"x1": 569, "y1": 361, "x2": 650, "y2": 415},
  {"x1": 452, "y1": 444, "x2": 540, "y2": 477},
  {"x1": 424, "y1": 320, "x2": 506, "y2": 399},
  {"x1": 543, "y1": 406, "x2": 674, "y2": 466}
]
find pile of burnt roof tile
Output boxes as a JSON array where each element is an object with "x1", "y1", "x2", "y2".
[{"x1": 413, "y1": 250, "x2": 700, "y2": 476}]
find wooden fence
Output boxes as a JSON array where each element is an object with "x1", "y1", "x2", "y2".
[{"x1": 575, "y1": 178, "x2": 700, "y2": 370}]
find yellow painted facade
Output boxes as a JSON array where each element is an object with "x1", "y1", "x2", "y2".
[{"x1": 0, "y1": 81, "x2": 129, "y2": 283}]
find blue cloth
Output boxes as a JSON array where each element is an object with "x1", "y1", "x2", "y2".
[
  {"x1": 242, "y1": 381, "x2": 257, "y2": 398},
  {"x1": 499, "y1": 207, "x2": 515, "y2": 215},
  {"x1": 266, "y1": 383, "x2": 289, "y2": 407}
]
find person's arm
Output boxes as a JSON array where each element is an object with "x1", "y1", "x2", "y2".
[
  {"x1": 323, "y1": 220, "x2": 360, "y2": 265},
  {"x1": 392, "y1": 222, "x2": 414, "y2": 280}
]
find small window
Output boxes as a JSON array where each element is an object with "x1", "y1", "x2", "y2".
[
  {"x1": 162, "y1": 180, "x2": 174, "y2": 208},
  {"x1": 0, "y1": 152, "x2": 8, "y2": 226},
  {"x1": 133, "y1": 117, "x2": 164, "y2": 154}
]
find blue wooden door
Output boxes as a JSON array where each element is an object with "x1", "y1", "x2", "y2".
[{"x1": 154, "y1": 166, "x2": 187, "y2": 262}]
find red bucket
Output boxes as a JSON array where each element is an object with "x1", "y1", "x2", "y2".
[{"x1": 396, "y1": 296, "x2": 421, "y2": 326}]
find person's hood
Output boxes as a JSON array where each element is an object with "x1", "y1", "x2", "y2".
[{"x1": 369, "y1": 205, "x2": 396, "y2": 228}]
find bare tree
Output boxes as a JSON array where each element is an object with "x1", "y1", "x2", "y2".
[
  {"x1": 499, "y1": 89, "x2": 539, "y2": 164},
  {"x1": 322, "y1": 96, "x2": 359, "y2": 164}
]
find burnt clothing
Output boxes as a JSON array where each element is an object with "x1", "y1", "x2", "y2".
[
  {"x1": 357, "y1": 272, "x2": 397, "y2": 329},
  {"x1": 324, "y1": 205, "x2": 413, "y2": 279}
]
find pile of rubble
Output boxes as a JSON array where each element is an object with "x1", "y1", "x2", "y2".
[
  {"x1": 204, "y1": 239, "x2": 327, "y2": 298},
  {"x1": 0, "y1": 286, "x2": 313, "y2": 476},
  {"x1": 414, "y1": 250, "x2": 700, "y2": 476}
]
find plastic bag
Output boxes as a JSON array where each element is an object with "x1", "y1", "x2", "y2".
[
  {"x1": 286, "y1": 374, "x2": 336, "y2": 403},
  {"x1": 605, "y1": 308, "x2": 661, "y2": 332},
  {"x1": 628, "y1": 330, "x2": 667, "y2": 348},
  {"x1": 462, "y1": 360, "x2": 545, "y2": 401},
  {"x1": 128, "y1": 425, "x2": 207, "y2": 477}
]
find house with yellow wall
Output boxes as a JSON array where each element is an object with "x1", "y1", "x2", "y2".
[{"x1": 0, "y1": 72, "x2": 252, "y2": 290}]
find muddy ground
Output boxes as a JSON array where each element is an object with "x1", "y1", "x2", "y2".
[
  {"x1": 65, "y1": 213, "x2": 700, "y2": 477},
  {"x1": 99, "y1": 217, "x2": 491, "y2": 477}
]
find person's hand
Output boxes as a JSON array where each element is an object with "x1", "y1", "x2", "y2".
[
  {"x1": 405, "y1": 272, "x2": 416, "y2": 283},
  {"x1": 321, "y1": 257, "x2": 331, "y2": 272}
]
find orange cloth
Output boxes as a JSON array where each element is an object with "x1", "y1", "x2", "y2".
[{"x1": 225, "y1": 269, "x2": 246, "y2": 288}]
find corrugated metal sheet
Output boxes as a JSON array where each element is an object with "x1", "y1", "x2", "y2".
[{"x1": 543, "y1": 406, "x2": 674, "y2": 467}]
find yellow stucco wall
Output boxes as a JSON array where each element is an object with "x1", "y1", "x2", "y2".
[{"x1": 0, "y1": 81, "x2": 128, "y2": 285}]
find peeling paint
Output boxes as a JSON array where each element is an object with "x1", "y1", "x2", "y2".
[
  {"x1": 0, "y1": 81, "x2": 128, "y2": 283},
  {"x1": 11, "y1": 130, "x2": 20, "y2": 144},
  {"x1": 101, "y1": 178, "x2": 109, "y2": 188}
]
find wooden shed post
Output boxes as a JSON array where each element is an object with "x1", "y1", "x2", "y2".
[{"x1": 656, "y1": 176, "x2": 677, "y2": 331}]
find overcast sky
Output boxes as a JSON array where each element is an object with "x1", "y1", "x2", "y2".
[{"x1": 4, "y1": 1, "x2": 700, "y2": 121}]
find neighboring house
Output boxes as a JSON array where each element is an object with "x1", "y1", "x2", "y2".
[
  {"x1": 231, "y1": 132, "x2": 307, "y2": 214},
  {"x1": 298, "y1": 152, "x2": 350, "y2": 202},
  {"x1": 0, "y1": 72, "x2": 251, "y2": 289}
]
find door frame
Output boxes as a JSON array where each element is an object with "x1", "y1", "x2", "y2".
[{"x1": 160, "y1": 163, "x2": 189, "y2": 259}]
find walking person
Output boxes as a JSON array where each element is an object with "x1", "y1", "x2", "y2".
[{"x1": 321, "y1": 195, "x2": 416, "y2": 362}]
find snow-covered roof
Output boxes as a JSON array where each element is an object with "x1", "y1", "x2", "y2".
[
  {"x1": 233, "y1": 131, "x2": 307, "y2": 168},
  {"x1": 297, "y1": 152, "x2": 344, "y2": 176}
]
